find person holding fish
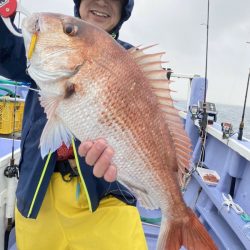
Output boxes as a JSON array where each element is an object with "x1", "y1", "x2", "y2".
[{"x1": 0, "y1": 0, "x2": 148, "y2": 249}]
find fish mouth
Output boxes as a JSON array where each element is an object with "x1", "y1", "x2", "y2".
[
  {"x1": 22, "y1": 14, "x2": 41, "y2": 52},
  {"x1": 22, "y1": 14, "x2": 40, "y2": 35},
  {"x1": 90, "y1": 9, "x2": 110, "y2": 18}
]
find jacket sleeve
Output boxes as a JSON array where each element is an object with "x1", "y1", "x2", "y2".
[{"x1": 0, "y1": 17, "x2": 31, "y2": 83}]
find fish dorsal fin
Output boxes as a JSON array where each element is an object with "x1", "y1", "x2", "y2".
[
  {"x1": 130, "y1": 46, "x2": 192, "y2": 185},
  {"x1": 128, "y1": 44, "x2": 157, "y2": 58},
  {"x1": 39, "y1": 92, "x2": 73, "y2": 158}
]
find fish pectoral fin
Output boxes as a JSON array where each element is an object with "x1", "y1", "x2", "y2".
[
  {"x1": 39, "y1": 91, "x2": 62, "y2": 119},
  {"x1": 121, "y1": 180, "x2": 159, "y2": 210},
  {"x1": 40, "y1": 115, "x2": 73, "y2": 159}
]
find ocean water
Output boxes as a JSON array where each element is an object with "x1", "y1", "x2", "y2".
[
  {"x1": 176, "y1": 101, "x2": 250, "y2": 139},
  {"x1": 216, "y1": 103, "x2": 250, "y2": 139}
]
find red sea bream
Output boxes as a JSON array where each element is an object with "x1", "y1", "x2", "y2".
[{"x1": 22, "y1": 13, "x2": 217, "y2": 250}]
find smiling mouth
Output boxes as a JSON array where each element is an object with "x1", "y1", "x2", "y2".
[{"x1": 90, "y1": 10, "x2": 110, "y2": 18}]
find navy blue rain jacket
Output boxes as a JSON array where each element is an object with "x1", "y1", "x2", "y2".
[{"x1": 0, "y1": 0, "x2": 135, "y2": 218}]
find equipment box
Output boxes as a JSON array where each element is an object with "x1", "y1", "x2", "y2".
[{"x1": 0, "y1": 97, "x2": 25, "y2": 134}]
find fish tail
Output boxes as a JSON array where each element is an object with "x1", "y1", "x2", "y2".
[
  {"x1": 181, "y1": 208, "x2": 218, "y2": 250},
  {"x1": 158, "y1": 208, "x2": 217, "y2": 250}
]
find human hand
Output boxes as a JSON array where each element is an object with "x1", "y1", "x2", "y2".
[{"x1": 78, "y1": 139, "x2": 117, "y2": 182}]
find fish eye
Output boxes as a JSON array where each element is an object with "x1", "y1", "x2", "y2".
[{"x1": 63, "y1": 24, "x2": 78, "y2": 36}]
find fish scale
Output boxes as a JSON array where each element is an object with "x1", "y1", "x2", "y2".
[{"x1": 22, "y1": 12, "x2": 218, "y2": 250}]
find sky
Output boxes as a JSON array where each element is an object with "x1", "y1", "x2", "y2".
[{"x1": 17, "y1": 0, "x2": 250, "y2": 106}]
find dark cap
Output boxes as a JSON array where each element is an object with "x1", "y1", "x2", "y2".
[{"x1": 73, "y1": 0, "x2": 134, "y2": 37}]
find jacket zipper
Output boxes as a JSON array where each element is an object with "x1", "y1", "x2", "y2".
[
  {"x1": 72, "y1": 138, "x2": 93, "y2": 212},
  {"x1": 27, "y1": 152, "x2": 52, "y2": 218},
  {"x1": 27, "y1": 138, "x2": 93, "y2": 217}
]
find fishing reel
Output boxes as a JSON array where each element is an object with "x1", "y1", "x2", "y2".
[
  {"x1": 4, "y1": 164, "x2": 19, "y2": 178},
  {"x1": 221, "y1": 122, "x2": 234, "y2": 139},
  {"x1": 4, "y1": 159, "x2": 19, "y2": 179},
  {"x1": 189, "y1": 101, "x2": 217, "y2": 125}
]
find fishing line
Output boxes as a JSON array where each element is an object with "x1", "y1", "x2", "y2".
[
  {"x1": 104, "y1": 181, "x2": 136, "y2": 205},
  {"x1": 102, "y1": 174, "x2": 137, "y2": 205},
  {"x1": 114, "y1": 182, "x2": 136, "y2": 205},
  {"x1": 0, "y1": 80, "x2": 40, "y2": 93},
  {"x1": 20, "y1": 86, "x2": 40, "y2": 93},
  {"x1": 13, "y1": 85, "x2": 40, "y2": 93}
]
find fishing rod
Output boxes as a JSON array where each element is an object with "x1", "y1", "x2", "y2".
[
  {"x1": 198, "y1": 0, "x2": 210, "y2": 166},
  {"x1": 3, "y1": 84, "x2": 19, "y2": 250},
  {"x1": 237, "y1": 69, "x2": 250, "y2": 140},
  {"x1": 204, "y1": 0, "x2": 209, "y2": 104},
  {"x1": 195, "y1": 0, "x2": 217, "y2": 167},
  {"x1": 229, "y1": 69, "x2": 250, "y2": 198},
  {"x1": 178, "y1": 0, "x2": 218, "y2": 191}
]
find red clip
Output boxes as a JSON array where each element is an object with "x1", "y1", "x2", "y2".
[{"x1": 0, "y1": 0, "x2": 17, "y2": 18}]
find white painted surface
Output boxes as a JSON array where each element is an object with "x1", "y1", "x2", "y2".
[{"x1": 0, "y1": 144, "x2": 20, "y2": 250}]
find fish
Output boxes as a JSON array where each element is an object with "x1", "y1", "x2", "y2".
[{"x1": 22, "y1": 13, "x2": 217, "y2": 250}]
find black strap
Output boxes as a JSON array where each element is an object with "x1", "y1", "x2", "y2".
[
  {"x1": 4, "y1": 219, "x2": 14, "y2": 250},
  {"x1": 54, "y1": 160, "x2": 78, "y2": 182}
]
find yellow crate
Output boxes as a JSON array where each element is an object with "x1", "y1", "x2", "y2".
[{"x1": 0, "y1": 98, "x2": 25, "y2": 134}]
